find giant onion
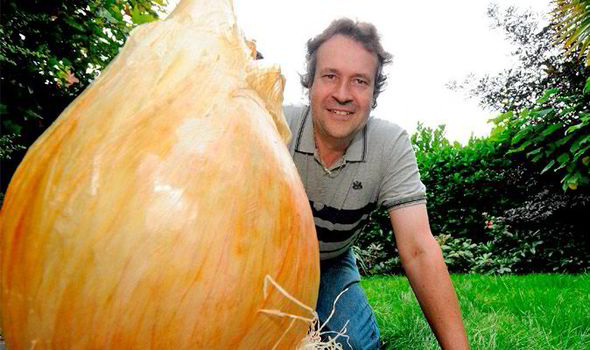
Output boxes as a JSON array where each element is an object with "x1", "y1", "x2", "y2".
[{"x1": 0, "y1": 0, "x2": 320, "y2": 348}]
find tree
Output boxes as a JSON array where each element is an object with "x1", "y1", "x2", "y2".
[
  {"x1": 554, "y1": 0, "x2": 590, "y2": 66},
  {"x1": 449, "y1": 4, "x2": 590, "y2": 190},
  {"x1": 0, "y1": 0, "x2": 167, "y2": 192},
  {"x1": 491, "y1": 78, "x2": 590, "y2": 190},
  {"x1": 448, "y1": 4, "x2": 589, "y2": 113}
]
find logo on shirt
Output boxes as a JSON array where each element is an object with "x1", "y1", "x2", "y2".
[{"x1": 352, "y1": 181, "x2": 363, "y2": 190}]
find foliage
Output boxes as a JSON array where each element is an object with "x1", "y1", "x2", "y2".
[
  {"x1": 451, "y1": 3, "x2": 590, "y2": 191},
  {"x1": 356, "y1": 123, "x2": 590, "y2": 275},
  {"x1": 0, "y1": 134, "x2": 26, "y2": 160},
  {"x1": 412, "y1": 124, "x2": 517, "y2": 241},
  {"x1": 0, "y1": 0, "x2": 167, "y2": 191},
  {"x1": 354, "y1": 3, "x2": 590, "y2": 276},
  {"x1": 471, "y1": 217, "x2": 545, "y2": 274},
  {"x1": 355, "y1": 211, "x2": 403, "y2": 275},
  {"x1": 448, "y1": 4, "x2": 590, "y2": 114},
  {"x1": 358, "y1": 124, "x2": 520, "y2": 274},
  {"x1": 353, "y1": 243, "x2": 399, "y2": 276},
  {"x1": 435, "y1": 234, "x2": 478, "y2": 273},
  {"x1": 491, "y1": 78, "x2": 590, "y2": 191},
  {"x1": 553, "y1": 0, "x2": 590, "y2": 66},
  {"x1": 430, "y1": 221, "x2": 546, "y2": 275},
  {"x1": 500, "y1": 184, "x2": 590, "y2": 271}
]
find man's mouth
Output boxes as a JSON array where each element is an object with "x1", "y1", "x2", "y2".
[{"x1": 328, "y1": 109, "x2": 353, "y2": 116}]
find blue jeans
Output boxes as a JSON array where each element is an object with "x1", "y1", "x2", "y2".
[{"x1": 316, "y1": 249, "x2": 381, "y2": 349}]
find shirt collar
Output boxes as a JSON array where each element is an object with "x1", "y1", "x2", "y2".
[{"x1": 294, "y1": 106, "x2": 367, "y2": 162}]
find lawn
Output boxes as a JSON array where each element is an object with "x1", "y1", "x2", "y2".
[{"x1": 363, "y1": 274, "x2": 590, "y2": 350}]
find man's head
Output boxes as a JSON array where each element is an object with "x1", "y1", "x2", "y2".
[
  {"x1": 300, "y1": 18, "x2": 393, "y2": 109},
  {"x1": 302, "y1": 18, "x2": 392, "y2": 145}
]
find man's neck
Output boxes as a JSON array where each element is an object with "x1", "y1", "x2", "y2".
[{"x1": 314, "y1": 131, "x2": 351, "y2": 169}]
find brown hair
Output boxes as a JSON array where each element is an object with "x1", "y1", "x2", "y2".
[{"x1": 300, "y1": 18, "x2": 393, "y2": 108}]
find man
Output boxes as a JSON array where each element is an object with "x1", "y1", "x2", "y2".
[{"x1": 284, "y1": 18, "x2": 469, "y2": 349}]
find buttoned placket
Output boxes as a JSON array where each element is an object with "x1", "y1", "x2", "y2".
[{"x1": 313, "y1": 149, "x2": 347, "y2": 178}]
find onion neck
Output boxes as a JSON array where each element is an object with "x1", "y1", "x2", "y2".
[{"x1": 167, "y1": 0, "x2": 236, "y2": 30}]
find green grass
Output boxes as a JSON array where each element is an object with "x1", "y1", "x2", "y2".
[{"x1": 362, "y1": 274, "x2": 590, "y2": 349}]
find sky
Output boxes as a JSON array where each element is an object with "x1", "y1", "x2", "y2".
[{"x1": 168, "y1": 0, "x2": 552, "y2": 143}]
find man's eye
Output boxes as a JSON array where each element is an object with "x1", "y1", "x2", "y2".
[
  {"x1": 354, "y1": 78, "x2": 368, "y2": 85},
  {"x1": 323, "y1": 74, "x2": 336, "y2": 79}
]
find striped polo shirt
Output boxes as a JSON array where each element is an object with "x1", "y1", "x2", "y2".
[{"x1": 285, "y1": 106, "x2": 427, "y2": 260}]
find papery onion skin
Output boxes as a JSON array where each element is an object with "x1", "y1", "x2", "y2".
[{"x1": 0, "y1": 0, "x2": 319, "y2": 348}]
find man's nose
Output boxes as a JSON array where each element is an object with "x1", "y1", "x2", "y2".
[{"x1": 332, "y1": 81, "x2": 353, "y2": 105}]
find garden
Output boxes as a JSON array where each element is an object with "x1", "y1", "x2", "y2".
[
  {"x1": 351, "y1": 3, "x2": 590, "y2": 347},
  {"x1": 1, "y1": 0, "x2": 589, "y2": 349}
]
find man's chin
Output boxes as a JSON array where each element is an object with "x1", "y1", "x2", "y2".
[{"x1": 324, "y1": 128, "x2": 356, "y2": 141}]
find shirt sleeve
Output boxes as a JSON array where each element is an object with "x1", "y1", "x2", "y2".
[{"x1": 378, "y1": 127, "x2": 427, "y2": 210}]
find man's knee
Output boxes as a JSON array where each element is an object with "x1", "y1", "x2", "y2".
[{"x1": 317, "y1": 283, "x2": 381, "y2": 349}]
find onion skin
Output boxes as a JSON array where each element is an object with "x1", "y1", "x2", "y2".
[{"x1": 0, "y1": 0, "x2": 319, "y2": 348}]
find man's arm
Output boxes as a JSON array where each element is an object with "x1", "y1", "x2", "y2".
[{"x1": 389, "y1": 204, "x2": 469, "y2": 349}]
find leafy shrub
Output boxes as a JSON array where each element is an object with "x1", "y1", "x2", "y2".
[
  {"x1": 491, "y1": 77, "x2": 590, "y2": 191},
  {"x1": 0, "y1": 133, "x2": 26, "y2": 160},
  {"x1": 353, "y1": 243, "x2": 402, "y2": 276},
  {"x1": 355, "y1": 123, "x2": 590, "y2": 275},
  {"x1": 498, "y1": 186, "x2": 590, "y2": 272},
  {"x1": 436, "y1": 234, "x2": 478, "y2": 273},
  {"x1": 471, "y1": 216, "x2": 544, "y2": 274},
  {"x1": 355, "y1": 210, "x2": 402, "y2": 275},
  {"x1": 354, "y1": 4, "x2": 590, "y2": 276},
  {"x1": 412, "y1": 123, "x2": 520, "y2": 241}
]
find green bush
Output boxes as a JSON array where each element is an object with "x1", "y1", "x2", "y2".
[
  {"x1": 491, "y1": 77, "x2": 590, "y2": 191},
  {"x1": 414, "y1": 126, "x2": 517, "y2": 241},
  {"x1": 0, "y1": 133, "x2": 26, "y2": 161},
  {"x1": 355, "y1": 209, "x2": 403, "y2": 275},
  {"x1": 470, "y1": 216, "x2": 543, "y2": 274},
  {"x1": 436, "y1": 234, "x2": 478, "y2": 273},
  {"x1": 355, "y1": 123, "x2": 590, "y2": 275}
]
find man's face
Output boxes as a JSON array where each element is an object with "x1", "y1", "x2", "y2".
[{"x1": 310, "y1": 34, "x2": 378, "y2": 144}]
